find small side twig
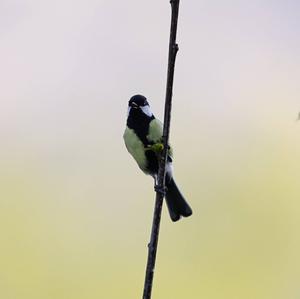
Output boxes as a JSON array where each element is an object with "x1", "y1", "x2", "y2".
[{"x1": 142, "y1": 1, "x2": 180, "y2": 299}]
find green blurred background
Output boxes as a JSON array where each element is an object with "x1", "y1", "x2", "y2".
[{"x1": 1, "y1": 1, "x2": 300, "y2": 298}]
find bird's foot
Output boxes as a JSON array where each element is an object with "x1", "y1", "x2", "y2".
[
  {"x1": 146, "y1": 143, "x2": 164, "y2": 153},
  {"x1": 154, "y1": 185, "x2": 167, "y2": 196}
]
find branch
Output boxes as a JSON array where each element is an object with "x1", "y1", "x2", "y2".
[{"x1": 142, "y1": 1, "x2": 180, "y2": 298}]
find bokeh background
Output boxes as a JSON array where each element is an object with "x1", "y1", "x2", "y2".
[{"x1": 1, "y1": 1, "x2": 300, "y2": 298}]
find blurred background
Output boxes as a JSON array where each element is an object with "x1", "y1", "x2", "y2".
[{"x1": 1, "y1": 1, "x2": 300, "y2": 298}]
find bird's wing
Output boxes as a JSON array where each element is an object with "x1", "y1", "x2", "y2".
[
  {"x1": 123, "y1": 126, "x2": 148, "y2": 171},
  {"x1": 147, "y1": 118, "x2": 173, "y2": 160},
  {"x1": 147, "y1": 118, "x2": 163, "y2": 143}
]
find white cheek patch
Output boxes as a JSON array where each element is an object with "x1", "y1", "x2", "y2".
[{"x1": 141, "y1": 105, "x2": 153, "y2": 117}]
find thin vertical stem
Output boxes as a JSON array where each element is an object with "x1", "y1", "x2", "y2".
[{"x1": 142, "y1": 1, "x2": 180, "y2": 298}]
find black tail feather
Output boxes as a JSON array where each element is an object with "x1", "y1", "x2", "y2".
[{"x1": 165, "y1": 177, "x2": 192, "y2": 222}]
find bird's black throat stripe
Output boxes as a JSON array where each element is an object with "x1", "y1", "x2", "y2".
[
  {"x1": 127, "y1": 108, "x2": 155, "y2": 146},
  {"x1": 127, "y1": 108, "x2": 159, "y2": 175}
]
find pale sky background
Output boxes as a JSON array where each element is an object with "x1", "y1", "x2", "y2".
[{"x1": 0, "y1": 1, "x2": 300, "y2": 299}]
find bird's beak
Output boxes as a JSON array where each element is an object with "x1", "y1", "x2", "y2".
[{"x1": 131, "y1": 102, "x2": 139, "y2": 109}]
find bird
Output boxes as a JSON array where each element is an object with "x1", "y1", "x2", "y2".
[{"x1": 123, "y1": 94, "x2": 192, "y2": 222}]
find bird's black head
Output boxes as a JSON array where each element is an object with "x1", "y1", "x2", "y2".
[
  {"x1": 127, "y1": 94, "x2": 153, "y2": 120},
  {"x1": 128, "y1": 94, "x2": 149, "y2": 108}
]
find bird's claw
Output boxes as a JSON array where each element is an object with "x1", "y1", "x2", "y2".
[
  {"x1": 146, "y1": 143, "x2": 164, "y2": 153},
  {"x1": 154, "y1": 185, "x2": 167, "y2": 196}
]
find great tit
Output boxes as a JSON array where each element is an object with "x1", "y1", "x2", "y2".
[{"x1": 123, "y1": 94, "x2": 192, "y2": 222}]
